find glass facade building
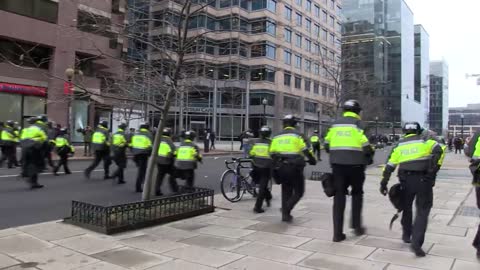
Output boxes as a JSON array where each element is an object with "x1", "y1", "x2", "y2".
[
  {"x1": 430, "y1": 61, "x2": 449, "y2": 136},
  {"x1": 342, "y1": 0, "x2": 427, "y2": 126},
  {"x1": 414, "y1": 25, "x2": 430, "y2": 128}
]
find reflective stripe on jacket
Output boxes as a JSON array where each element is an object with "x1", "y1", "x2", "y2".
[
  {"x1": 270, "y1": 127, "x2": 313, "y2": 166},
  {"x1": 324, "y1": 112, "x2": 373, "y2": 165},
  {"x1": 112, "y1": 129, "x2": 127, "y2": 151},
  {"x1": 92, "y1": 126, "x2": 110, "y2": 151},
  {"x1": 175, "y1": 140, "x2": 202, "y2": 170},
  {"x1": 249, "y1": 138, "x2": 272, "y2": 168},
  {"x1": 20, "y1": 124, "x2": 47, "y2": 148},
  {"x1": 1, "y1": 127, "x2": 15, "y2": 143},
  {"x1": 310, "y1": 135, "x2": 320, "y2": 144},
  {"x1": 157, "y1": 136, "x2": 176, "y2": 165}
]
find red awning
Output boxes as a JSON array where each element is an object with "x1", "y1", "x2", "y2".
[{"x1": 0, "y1": 82, "x2": 46, "y2": 96}]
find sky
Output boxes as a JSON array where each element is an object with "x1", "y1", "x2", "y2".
[{"x1": 404, "y1": 0, "x2": 480, "y2": 108}]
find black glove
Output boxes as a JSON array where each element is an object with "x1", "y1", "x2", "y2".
[{"x1": 379, "y1": 178, "x2": 388, "y2": 196}]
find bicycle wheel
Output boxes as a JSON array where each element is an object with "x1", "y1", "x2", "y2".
[
  {"x1": 245, "y1": 174, "x2": 258, "y2": 197},
  {"x1": 220, "y1": 170, "x2": 244, "y2": 202}
]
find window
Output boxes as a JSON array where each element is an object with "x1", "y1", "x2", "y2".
[
  {"x1": 314, "y1": 5, "x2": 320, "y2": 17},
  {"x1": 295, "y1": 33, "x2": 302, "y2": 47},
  {"x1": 251, "y1": 42, "x2": 276, "y2": 59},
  {"x1": 329, "y1": 87, "x2": 334, "y2": 98},
  {"x1": 329, "y1": 0, "x2": 334, "y2": 9},
  {"x1": 314, "y1": 24, "x2": 320, "y2": 37},
  {"x1": 305, "y1": 18, "x2": 311, "y2": 32},
  {"x1": 313, "y1": 81, "x2": 319, "y2": 94},
  {"x1": 330, "y1": 33, "x2": 335, "y2": 44},
  {"x1": 241, "y1": 0, "x2": 248, "y2": 9},
  {"x1": 267, "y1": 20, "x2": 276, "y2": 35},
  {"x1": 329, "y1": 16, "x2": 335, "y2": 27},
  {"x1": 322, "y1": 85, "x2": 327, "y2": 96},
  {"x1": 305, "y1": 59, "x2": 311, "y2": 72},
  {"x1": 314, "y1": 63, "x2": 320, "y2": 74},
  {"x1": 295, "y1": 55, "x2": 302, "y2": 69},
  {"x1": 322, "y1": 47, "x2": 327, "y2": 57},
  {"x1": 295, "y1": 0, "x2": 302, "y2": 6},
  {"x1": 220, "y1": 0, "x2": 232, "y2": 8},
  {"x1": 284, "y1": 50, "x2": 292, "y2": 65},
  {"x1": 284, "y1": 28, "x2": 292, "y2": 43},
  {"x1": 336, "y1": 22, "x2": 342, "y2": 33},
  {"x1": 305, "y1": 80, "x2": 311, "y2": 92},
  {"x1": 207, "y1": 16, "x2": 216, "y2": 30},
  {"x1": 251, "y1": 67, "x2": 275, "y2": 82},
  {"x1": 296, "y1": 12, "x2": 302, "y2": 26},
  {"x1": 285, "y1": 5, "x2": 292, "y2": 21},
  {"x1": 219, "y1": 41, "x2": 239, "y2": 55},
  {"x1": 77, "y1": 11, "x2": 113, "y2": 38},
  {"x1": 219, "y1": 65, "x2": 239, "y2": 80},
  {"x1": 294, "y1": 76, "x2": 302, "y2": 89},
  {"x1": 252, "y1": 19, "x2": 276, "y2": 36},
  {"x1": 267, "y1": 0, "x2": 276, "y2": 12},
  {"x1": 314, "y1": 43, "x2": 320, "y2": 55},
  {"x1": 251, "y1": 0, "x2": 276, "y2": 11},
  {"x1": 322, "y1": 10, "x2": 327, "y2": 22},
  {"x1": 306, "y1": 0, "x2": 312, "y2": 11},
  {"x1": 321, "y1": 29, "x2": 328, "y2": 41},
  {"x1": 219, "y1": 18, "x2": 232, "y2": 30},
  {"x1": 305, "y1": 39, "x2": 311, "y2": 52},
  {"x1": 0, "y1": 0, "x2": 59, "y2": 23},
  {"x1": 305, "y1": 101, "x2": 317, "y2": 113},
  {"x1": 336, "y1": 4, "x2": 342, "y2": 15},
  {"x1": 329, "y1": 51, "x2": 335, "y2": 60},
  {"x1": 284, "y1": 73, "x2": 292, "y2": 86},
  {"x1": 284, "y1": 96, "x2": 300, "y2": 111}
]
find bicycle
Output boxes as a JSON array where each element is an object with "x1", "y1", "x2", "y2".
[{"x1": 220, "y1": 157, "x2": 272, "y2": 202}]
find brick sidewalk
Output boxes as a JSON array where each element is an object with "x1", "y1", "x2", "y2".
[{"x1": 0, "y1": 153, "x2": 478, "y2": 269}]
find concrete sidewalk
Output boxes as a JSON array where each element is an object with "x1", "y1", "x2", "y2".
[{"x1": 0, "y1": 153, "x2": 478, "y2": 269}]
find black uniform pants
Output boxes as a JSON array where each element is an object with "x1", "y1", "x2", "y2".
[
  {"x1": 312, "y1": 143, "x2": 321, "y2": 160},
  {"x1": 85, "y1": 150, "x2": 111, "y2": 177},
  {"x1": 399, "y1": 171, "x2": 433, "y2": 249},
  {"x1": 54, "y1": 154, "x2": 71, "y2": 174},
  {"x1": 276, "y1": 164, "x2": 305, "y2": 216},
  {"x1": 45, "y1": 144, "x2": 54, "y2": 168},
  {"x1": 112, "y1": 150, "x2": 127, "y2": 183},
  {"x1": 0, "y1": 145, "x2": 16, "y2": 168},
  {"x1": 176, "y1": 169, "x2": 195, "y2": 192},
  {"x1": 332, "y1": 164, "x2": 366, "y2": 238},
  {"x1": 134, "y1": 154, "x2": 149, "y2": 192},
  {"x1": 473, "y1": 186, "x2": 480, "y2": 250},
  {"x1": 253, "y1": 167, "x2": 272, "y2": 210},
  {"x1": 84, "y1": 142, "x2": 91, "y2": 156},
  {"x1": 22, "y1": 146, "x2": 41, "y2": 187},
  {"x1": 156, "y1": 164, "x2": 177, "y2": 194}
]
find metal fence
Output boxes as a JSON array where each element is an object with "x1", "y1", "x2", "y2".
[{"x1": 66, "y1": 187, "x2": 215, "y2": 234}]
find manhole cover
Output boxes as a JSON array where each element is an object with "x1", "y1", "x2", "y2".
[{"x1": 457, "y1": 206, "x2": 480, "y2": 217}]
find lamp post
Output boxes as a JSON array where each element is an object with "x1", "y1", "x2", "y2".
[
  {"x1": 262, "y1": 98, "x2": 267, "y2": 126},
  {"x1": 375, "y1": 116, "x2": 378, "y2": 137},
  {"x1": 461, "y1": 114, "x2": 465, "y2": 138}
]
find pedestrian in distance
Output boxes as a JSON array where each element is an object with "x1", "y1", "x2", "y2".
[
  {"x1": 174, "y1": 130, "x2": 202, "y2": 193},
  {"x1": 111, "y1": 123, "x2": 128, "y2": 184},
  {"x1": 84, "y1": 121, "x2": 112, "y2": 180},
  {"x1": 20, "y1": 115, "x2": 49, "y2": 189},
  {"x1": 324, "y1": 100, "x2": 375, "y2": 242},
  {"x1": 130, "y1": 123, "x2": 153, "y2": 193},
  {"x1": 270, "y1": 115, "x2": 316, "y2": 222},
  {"x1": 250, "y1": 126, "x2": 273, "y2": 213},
  {"x1": 310, "y1": 130, "x2": 322, "y2": 161},
  {"x1": 454, "y1": 136, "x2": 463, "y2": 154},
  {"x1": 53, "y1": 128, "x2": 74, "y2": 176},
  {"x1": 155, "y1": 127, "x2": 177, "y2": 196},
  {"x1": 81, "y1": 126, "x2": 93, "y2": 156},
  {"x1": 466, "y1": 129, "x2": 480, "y2": 258},
  {"x1": 210, "y1": 131, "x2": 216, "y2": 150},
  {"x1": 0, "y1": 120, "x2": 17, "y2": 169},
  {"x1": 380, "y1": 122, "x2": 442, "y2": 257}
]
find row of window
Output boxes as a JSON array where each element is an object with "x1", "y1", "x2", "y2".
[
  {"x1": 284, "y1": 4, "x2": 339, "y2": 33},
  {"x1": 283, "y1": 96, "x2": 323, "y2": 114},
  {"x1": 284, "y1": 27, "x2": 338, "y2": 50},
  {"x1": 189, "y1": 0, "x2": 276, "y2": 12},
  {"x1": 283, "y1": 72, "x2": 334, "y2": 97}
]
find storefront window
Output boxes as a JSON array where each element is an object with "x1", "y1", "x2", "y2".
[
  {"x1": 0, "y1": 93, "x2": 21, "y2": 123},
  {"x1": 23, "y1": 96, "x2": 45, "y2": 116},
  {"x1": 71, "y1": 100, "x2": 89, "y2": 142}
]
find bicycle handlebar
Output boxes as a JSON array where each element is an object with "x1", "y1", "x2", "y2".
[{"x1": 225, "y1": 158, "x2": 253, "y2": 170}]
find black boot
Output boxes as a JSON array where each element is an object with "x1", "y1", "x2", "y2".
[{"x1": 410, "y1": 245, "x2": 426, "y2": 257}]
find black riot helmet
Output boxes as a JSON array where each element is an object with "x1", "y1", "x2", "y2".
[
  {"x1": 388, "y1": 183, "x2": 405, "y2": 230},
  {"x1": 27, "y1": 117, "x2": 36, "y2": 125},
  {"x1": 259, "y1": 126, "x2": 272, "y2": 139},
  {"x1": 402, "y1": 122, "x2": 422, "y2": 135},
  {"x1": 60, "y1": 128, "x2": 68, "y2": 135},
  {"x1": 6, "y1": 120, "x2": 14, "y2": 127},
  {"x1": 139, "y1": 122, "x2": 150, "y2": 130},
  {"x1": 283, "y1": 115, "x2": 298, "y2": 128},
  {"x1": 163, "y1": 127, "x2": 172, "y2": 137},
  {"x1": 99, "y1": 121, "x2": 109, "y2": 129},
  {"x1": 184, "y1": 130, "x2": 196, "y2": 141},
  {"x1": 118, "y1": 123, "x2": 127, "y2": 130},
  {"x1": 343, "y1": 100, "x2": 362, "y2": 114},
  {"x1": 37, "y1": 114, "x2": 48, "y2": 123}
]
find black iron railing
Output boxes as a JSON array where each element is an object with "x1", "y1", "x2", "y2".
[{"x1": 66, "y1": 187, "x2": 214, "y2": 234}]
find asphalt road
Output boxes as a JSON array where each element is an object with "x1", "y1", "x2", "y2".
[{"x1": 0, "y1": 148, "x2": 390, "y2": 229}]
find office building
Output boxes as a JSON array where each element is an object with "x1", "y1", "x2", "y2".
[
  {"x1": 0, "y1": 0, "x2": 126, "y2": 141},
  {"x1": 414, "y1": 24, "x2": 430, "y2": 128},
  {"x1": 342, "y1": 0, "x2": 427, "y2": 127},
  {"x1": 449, "y1": 103, "x2": 479, "y2": 137},
  {"x1": 429, "y1": 60, "x2": 449, "y2": 136},
  {"x1": 137, "y1": 0, "x2": 341, "y2": 138}
]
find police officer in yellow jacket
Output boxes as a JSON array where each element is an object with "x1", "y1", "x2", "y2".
[
  {"x1": 324, "y1": 100, "x2": 374, "y2": 242},
  {"x1": 466, "y1": 129, "x2": 480, "y2": 258},
  {"x1": 174, "y1": 130, "x2": 202, "y2": 192},
  {"x1": 310, "y1": 130, "x2": 322, "y2": 161},
  {"x1": 380, "y1": 122, "x2": 442, "y2": 257},
  {"x1": 85, "y1": 121, "x2": 111, "y2": 180},
  {"x1": 156, "y1": 127, "x2": 177, "y2": 196},
  {"x1": 250, "y1": 126, "x2": 273, "y2": 213},
  {"x1": 0, "y1": 120, "x2": 17, "y2": 168},
  {"x1": 270, "y1": 115, "x2": 316, "y2": 222},
  {"x1": 130, "y1": 123, "x2": 153, "y2": 192},
  {"x1": 111, "y1": 123, "x2": 128, "y2": 184},
  {"x1": 53, "y1": 128, "x2": 73, "y2": 175},
  {"x1": 20, "y1": 116, "x2": 48, "y2": 189}
]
